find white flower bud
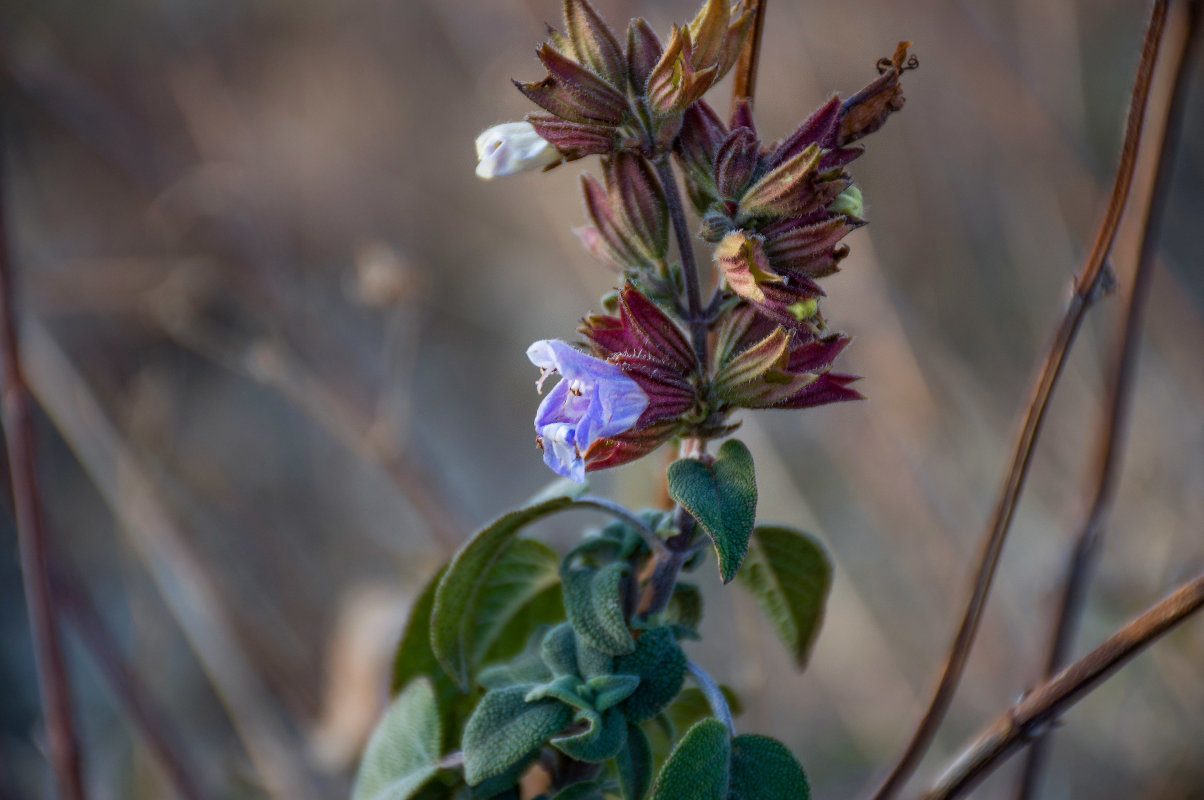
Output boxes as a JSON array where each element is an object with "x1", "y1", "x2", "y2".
[{"x1": 474, "y1": 122, "x2": 561, "y2": 180}]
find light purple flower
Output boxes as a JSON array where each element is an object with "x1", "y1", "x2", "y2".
[{"x1": 527, "y1": 340, "x2": 649, "y2": 482}]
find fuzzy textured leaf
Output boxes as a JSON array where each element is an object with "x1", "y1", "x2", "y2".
[
  {"x1": 432, "y1": 495, "x2": 577, "y2": 690},
  {"x1": 552, "y1": 706, "x2": 628, "y2": 762},
  {"x1": 353, "y1": 679, "x2": 442, "y2": 800},
  {"x1": 663, "y1": 583, "x2": 703, "y2": 631},
  {"x1": 552, "y1": 781, "x2": 606, "y2": 800},
  {"x1": 471, "y1": 539, "x2": 562, "y2": 666},
  {"x1": 737, "y1": 526, "x2": 832, "y2": 669},
  {"x1": 728, "y1": 735, "x2": 810, "y2": 799},
  {"x1": 462, "y1": 685, "x2": 572, "y2": 786},
  {"x1": 650, "y1": 718, "x2": 729, "y2": 800},
  {"x1": 616, "y1": 722, "x2": 654, "y2": 800},
  {"x1": 391, "y1": 567, "x2": 477, "y2": 752},
  {"x1": 667, "y1": 439, "x2": 757, "y2": 583},
  {"x1": 563, "y1": 562, "x2": 635, "y2": 655},
  {"x1": 614, "y1": 626, "x2": 686, "y2": 721}
]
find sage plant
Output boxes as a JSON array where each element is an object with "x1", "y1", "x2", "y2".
[{"x1": 355, "y1": 1, "x2": 913, "y2": 797}]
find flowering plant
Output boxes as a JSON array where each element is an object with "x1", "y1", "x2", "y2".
[{"x1": 354, "y1": 1, "x2": 913, "y2": 798}]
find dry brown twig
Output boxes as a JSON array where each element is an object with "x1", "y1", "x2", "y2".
[
  {"x1": 0, "y1": 126, "x2": 88, "y2": 800},
  {"x1": 1015, "y1": 3, "x2": 1203, "y2": 797},
  {"x1": 925, "y1": 570, "x2": 1204, "y2": 799},
  {"x1": 52, "y1": 568, "x2": 211, "y2": 800},
  {"x1": 869, "y1": 2, "x2": 1171, "y2": 797}
]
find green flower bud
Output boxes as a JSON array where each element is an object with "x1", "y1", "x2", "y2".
[{"x1": 829, "y1": 185, "x2": 863, "y2": 219}]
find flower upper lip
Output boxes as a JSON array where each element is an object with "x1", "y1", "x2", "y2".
[{"x1": 528, "y1": 340, "x2": 649, "y2": 482}]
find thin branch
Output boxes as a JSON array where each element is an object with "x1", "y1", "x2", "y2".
[
  {"x1": 924, "y1": 570, "x2": 1204, "y2": 800},
  {"x1": 1015, "y1": 4, "x2": 1202, "y2": 798},
  {"x1": 574, "y1": 495, "x2": 665, "y2": 554},
  {"x1": 0, "y1": 124, "x2": 87, "y2": 800},
  {"x1": 730, "y1": 0, "x2": 769, "y2": 115},
  {"x1": 687, "y1": 661, "x2": 734, "y2": 734},
  {"x1": 1, "y1": 52, "x2": 464, "y2": 555},
  {"x1": 20, "y1": 318, "x2": 318, "y2": 800},
  {"x1": 149, "y1": 309, "x2": 464, "y2": 555},
  {"x1": 868, "y1": 3, "x2": 1170, "y2": 797},
  {"x1": 52, "y1": 569, "x2": 210, "y2": 800}
]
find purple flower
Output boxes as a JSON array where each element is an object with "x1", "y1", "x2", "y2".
[{"x1": 527, "y1": 339, "x2": 649, "y2": 482}]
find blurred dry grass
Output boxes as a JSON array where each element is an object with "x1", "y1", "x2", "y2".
[{"x1": 0, "y1": 0, "x2": 1202, "y2": 797}]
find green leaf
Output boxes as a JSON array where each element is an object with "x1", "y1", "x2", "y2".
[
  {"x1": 646, "y1": 688, "x2": 743, "y2": 770},
  {"x1": 525, "y1": 674, "x2": 592, "y2": 710},
  {"x1": 391, "y1": 567, "x2": 477, "y2": 752},
  {"x1": 586, "y1": 674, "x2": 640, "y2": 712},
  {"x1": 482, "y1": 581, "x2": 565, "y2": 667},
  {"x1": 665, "y1": 687, "x2": 743, "y2": 736},
  {"x1": 666, "y1": 439, "x2": 757, "y2": 583},
  {"x1": 393, "y1": 568, "x2": 446, "y2": 696},
  {"x1": 563, "y1": 562, "x2": 635, "y2": 656},
  {"x1": 462, "y1": 685, "x2": 572, "y2": 786},
  {"x1": 650, "y1": 719, "x2": 730, "y2": 800},
  {"x1": 551, "y1": 781, "x2": 605, "y2": 800},
  {"x1": 470, "y1": 539, "x2": 562, "y2": 666},
  {"x1": 736, "y1": 525, "x2": 832, "y2": 669},
  {"x1": 433, "y1": 495, "x2": 577, "y2": 689},
  {"x1": 663, "y1": 583, "x2": 703, "y2": 631},
  {"x1": 728, "y1": 735, "x2": 810, "y2": 799},
  {"x1": 614, "y1": 627, "x2": 686, "y2": 722},
  {"x1": 526, "y1": 476, "x2": 590, "y2": 506},
  {"x1": 540, "y1": 623, "x2": 580, "y2": 677},
  {"x1": 353, "y1": 679, "x2": 443, "y2": 800},
  {"x1": 552, "y1": 707, "x2": 628, "y2": 762},
  {"x1": 478, "y1": 649, "x2": 552, "y2": 690},
  {"x1": 615, "y1": 723, "x2": 653, "y2": 800}
]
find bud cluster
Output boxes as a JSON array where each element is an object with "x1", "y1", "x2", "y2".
[{"x1": 478, "y1": 0, "x2": 915, "y2": 482}]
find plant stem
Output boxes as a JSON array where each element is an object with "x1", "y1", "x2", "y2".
[
  {"x1": 687, "y1": 661, "x2": 734, "y2": 734},
  {"x1": 53, "y1": 569, "x2": 210, "y2": 800},
  {"x1": 654, "y1": 157, "x2": 708, "y2": 371},
  {"x1": 0, "y1": 127, "x2": 87, "y2": 800},
  {"x1": 1014, "y1": 5, "x2": 1201, "y2": 797},
  {"x1": 867, "y1": 3, "x2": 1169, "y2": 798},
  {"x1": 924, "y1": 570, "x2": 1204, "y2": 800},
  {"x1": 575, "y1": 495, "x2": 665, "y2": 553}
]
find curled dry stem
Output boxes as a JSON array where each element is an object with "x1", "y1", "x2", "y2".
[{"x1": 868, "y1": 2, "x2": 1171, "y2": 797}]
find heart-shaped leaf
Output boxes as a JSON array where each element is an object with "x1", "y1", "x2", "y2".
[
  {"x1": 667, "y1": 439, "x2": 757, "y2": 583},
  {"x1": 352, "y1": 679, "x2": 442, "y2": 800},
  {"x1": 650, "y1": 718, "x2": 730, "y2": 800},
  {"x1": 728, "y1": 734, "x2": 810, "y2": 799},
  {"x1": 737, "y1": 525, "x2": 832, "y2": 669}
]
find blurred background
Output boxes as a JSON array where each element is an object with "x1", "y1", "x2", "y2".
[{"x1": 0, "y1": 0, "x2": 1202, "y2": 797}]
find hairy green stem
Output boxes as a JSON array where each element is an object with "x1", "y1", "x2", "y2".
[
  {"x1": 687, "y1": 661, "x2": 734, "y2": 734},
  {"x1": 575, "y1": 496, "x2": 665, "y2": 554}
]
